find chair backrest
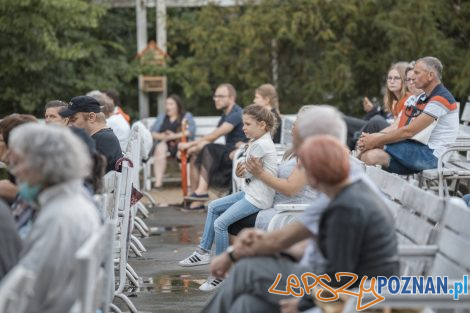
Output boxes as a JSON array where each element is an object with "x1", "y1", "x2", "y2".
[
  {"x1": 71, "y1": 221, "x2": 115, "y2": 313},
  {"x1": 0, "y1": 266, "x2": 36, "y2": 313},
  {"x1": 279, "y1": 115, "x2": 296, "y2": 146},
  {"x1": 365, "y1": 165, "x2": 446, "y2": 275},
  {"x1": 430, "y1": 197, "x2": 470, "y2": 278},
  {"x1": 461, "y1": 102, "x2": 470, "y2": 125}
]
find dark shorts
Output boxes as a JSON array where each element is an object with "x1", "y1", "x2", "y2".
[
  {"x1": 227, "y1": 212, "x2": 258, "y2": 236},
  {"x1": 195, "y1": 143, "x2": 234, "y2": 188},
  {"x1": 384, "y1": 139, "x2": 438, "y2": 175}
]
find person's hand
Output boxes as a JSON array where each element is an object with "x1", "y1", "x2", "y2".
[
  {"x1": 357, "y1": 132, "x2": 382, "y2": 151},
  {"x1": 210, "y1": 253, "x2": 233, "y2": 279},
  {"x1": 235, "y1": 228, "x2": 265, "y2": 256},
  {"x1": 363, "y1": 97, "x2": 374, "y2": 113},
  {"x1": 178, "y1": 142, "x2": 191, "y2": 151},
  {"x1": 235, "y1": 162, "x2": 246, "y2": 177},
  {"x1": 279, "y1": 297, "x2": 301, "y2": 313},
  {"x1": 245, "y1": 157, "x2": 263, "y2": 177}
]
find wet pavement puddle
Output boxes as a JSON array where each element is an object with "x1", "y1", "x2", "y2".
[{"x1": 130, "y1": 274, "x2": 207, "y2": 294}]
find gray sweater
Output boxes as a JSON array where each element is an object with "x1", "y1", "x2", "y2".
[{"x1": 18, "y1": 179, "x2": 100, "y2": 313}]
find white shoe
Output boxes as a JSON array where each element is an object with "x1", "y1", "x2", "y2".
[
  {"x1": 199, "y1": 276, "x2": 224, "y2": 291},
  {"x1": 179, "y1": 251, "x2": 211, "y2": 267}
]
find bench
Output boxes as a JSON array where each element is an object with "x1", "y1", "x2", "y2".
[
  {"x1": 343, "y1": 197, "x2": 470, "y2": 311},
  {"x1": 418, "y1": 101, "x2": 470, "y2": 197},
  {"x1": 70, "y1": 221, "x2": 115, "y2": 313}
]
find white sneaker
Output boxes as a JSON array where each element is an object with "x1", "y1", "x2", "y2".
[
  {"x1": 178, "y1": 251, "x2": 211, "y2": 267},
  {"x1": 199, "y1": 276, "x2": 224, "y2": 291}
]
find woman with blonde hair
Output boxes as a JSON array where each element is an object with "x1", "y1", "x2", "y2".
[{"x1": 253, "y1": 84, "x2": 282, "y2": 143}]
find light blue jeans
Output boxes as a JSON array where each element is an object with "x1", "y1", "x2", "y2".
[{"x1": 199, "y1": 191, "x2": 260, "y2": 255}]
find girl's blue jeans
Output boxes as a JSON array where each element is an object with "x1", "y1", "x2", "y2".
[{"x1": 199, "y1": 191, "x2": 260, "y2": 255}]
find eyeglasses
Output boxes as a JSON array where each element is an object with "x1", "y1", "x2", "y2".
[
  {"x1": 387, "y1": 76, "x2": 402, "y2": 82},
  {"x1": 213, "y1": 94, "x2": 229, "y2": 100}
]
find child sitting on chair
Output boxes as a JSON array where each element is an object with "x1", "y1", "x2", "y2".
[{"x1": 179, "y1": 104, "x2": 278, "y2": 291}]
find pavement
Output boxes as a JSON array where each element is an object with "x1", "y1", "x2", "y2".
[{"x1": 119, "y1": 187, "x2": 215, "y2": 313}]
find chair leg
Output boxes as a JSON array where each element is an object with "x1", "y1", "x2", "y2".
[
  {"x1": 129, "y1": 241, "x2": 143, "y2": 257},
  {"x1": 142, "y1": 191, "x2": 157, "y2": 208},
  {"x1": 133, "y1": 220, "x2": 149, "y2": 238},
  {"x1": 134, "y1": 215, "x2": 150, "y2": 233},
  {"x1": 131, "y1": 234, "x2": 147, "y2": 252},
  {"x1": 109, "y1": 302, "x2": 123, "y2": 313},
  {"x1": 114, "y1": 293, "x2": 138, "y2": 313}
]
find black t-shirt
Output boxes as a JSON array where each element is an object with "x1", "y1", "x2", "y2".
[
  {"x1": 92, "y1": 128, "x2": 123, "y2": 173},
  {"x1": 318, "y1": 180, "x2": 399, "y2": 287},
  {"x1": 271, "y1": 108, "x2": 282, "y2": 144},
  {"x1": 218, "y1": 104, "x2": 247, "y2": 149},
  {"x1": 160, "y1": 115, "x2": 181, "y2": 133}
]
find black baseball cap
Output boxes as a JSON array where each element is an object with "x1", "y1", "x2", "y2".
[{"x1": 59, "y1": 96, "x2": 101, "y2": 117}]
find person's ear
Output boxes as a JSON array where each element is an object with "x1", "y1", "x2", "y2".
[
  {"x1": 88, "y1": 112, "x2": 96, "y2": 121},
  {"x1": 259, "y1": 120, "x2": 267, "y2": 131}
]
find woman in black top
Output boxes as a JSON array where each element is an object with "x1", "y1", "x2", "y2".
[
  {"x1": 253, "y1": 84, "x2": 282, "y2": 144},
  {"x1": 150, "y1": 95, "x2": 195, "y2": 188}
]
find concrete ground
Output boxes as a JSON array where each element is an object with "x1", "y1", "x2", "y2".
[{"x1": 120, "y1": 187, "x2": 216, "y2": 313}]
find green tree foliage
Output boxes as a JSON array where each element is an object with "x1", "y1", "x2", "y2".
[
  {"x1": 164, "y1": 0, "x2": 470, "y2": 115},
  {"x1": 0, "y1": 0, "x2": 136, "y2": 116},
  {"x1": 1, "y1": 0, "x2": 470, "y2": 118}
]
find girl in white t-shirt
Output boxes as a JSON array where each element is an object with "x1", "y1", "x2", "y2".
[{"x1": 179, "y1": 104, "x2": 278, "y2": 291}]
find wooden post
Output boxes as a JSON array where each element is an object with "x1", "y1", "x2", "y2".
[
  {"x1": 136, "y1": 0, "x2": 149, "y2": 119},
  {"x1": 156, "y1": 0, "x2": 167, "y2": 116}
]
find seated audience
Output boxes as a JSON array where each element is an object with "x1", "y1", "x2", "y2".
[
  {"x1": 179, "y1": 105, "x2": 278, "y2": 291},
  {"x1": 44, "y1": 100, "x2": 68, "y2": 125},
  {"x1": 0, "y1": 199, "x2": 22, "y2": 280},
  {"x1": 0, "y1": 114, "x2": 38, "y2": 203},
  {"x1": 4, "y1": 123, "x2": 100, "y2": 313},
  {"x1": 198, "y1": 105, "x2": 398, "y2": 313},
  {"x1": 344, "y1": 62, "x2": 409, "y2": 149},
  {"x1": 104, "y1": 88, "x2": 131, "y2": 124},
  {"x1": 89, "y1": 90, "x2": 130, "y2": 151},
  {"x1": 253, "y1": 84, "x2": 282, "y2": 143},
  {"x1": 150, "y1": 95, "x2": 196, "y2": 188},
  {"x1": 60, "y1": 95, "x2": 123, "y2": 173},
  {"x1": 69, "y1": 127, "x2": 107, "y2": 194},
  {"x1": 228, "y1": 106, "x2": 318, "y2": 236},
  {"x1": 179, "y1": 84, "x2": 247, "y2": 210},
  {"x1": 358, "y1": 56, "x2": 458, "y2": 175}
]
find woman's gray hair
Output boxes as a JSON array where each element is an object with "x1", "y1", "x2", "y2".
[
  {"x1": 297, "y1": 105, "x2": 347, "y2": 144},
  {"x1": 9, "y1": 123, "x2": 91, "y2": 185}
]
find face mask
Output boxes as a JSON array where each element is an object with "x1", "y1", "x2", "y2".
[{"x1": 18, "y1": 182, "x2": 41, "y2": 204}]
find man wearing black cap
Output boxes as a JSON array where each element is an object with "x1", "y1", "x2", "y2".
[{"x1": 60, "y1": 96, "x2": 123, "y2": 173}]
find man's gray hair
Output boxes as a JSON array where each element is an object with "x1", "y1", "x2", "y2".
[
  {"x1": 297, "y1": 105, "x2": 347, "y2": 144},
  {"x1": 9, "y1": 124, "x2": 91, "y2": 186},
  {"x1": 417, "y1": 56, "x2": 443, "y2": 81}
]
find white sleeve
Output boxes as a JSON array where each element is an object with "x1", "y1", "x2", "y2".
[{"x1": 423, "y1": 101, "x2": 448, "y2": 119}]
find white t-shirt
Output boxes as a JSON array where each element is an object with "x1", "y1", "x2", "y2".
[
  {"x1": 423, "y1": 101, "x2": 459, "y2": 158},
  {"x1": 107, "y1": 114, "x2": 130, "y2": 151},
  {"x1": 243, "y1": 132, "x2": 278, "y2": 209}
]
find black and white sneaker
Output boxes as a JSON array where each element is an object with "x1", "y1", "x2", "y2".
[
  {"x1": 199, "y1": 276, "x2": 224, "y2": 291},
  {"x1": 178, "y1": 251, "x2": 211, "y2": 267}
]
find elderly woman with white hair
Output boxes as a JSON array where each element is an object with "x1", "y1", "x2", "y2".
[{"x1": 3, "y1": 123, "x2": 100, "y2": 313}]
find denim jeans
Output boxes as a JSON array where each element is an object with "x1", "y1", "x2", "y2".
[
  {"x1": 199, "y1": 191, "x2": 260, "y2": 255},
  {"x1": 384, "y1": 140, "x2": 438, "y2": 175}
]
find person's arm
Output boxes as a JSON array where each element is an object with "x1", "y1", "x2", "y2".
[
  {"x1": 359, "y1": 112, "x2": 435, "y2": 151},
  {"x1": 0, "y1": 180, "x2": 18, "y2": 202},
  {"x1": 210, "y1": 221, "x2": 311, "y2": 278},
  {"x1": 201, "y1": 122, "x2": 234, "y2": 143},
  {"x1": 246, "y1": 158, "x2": 307, "y2": 196}
]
